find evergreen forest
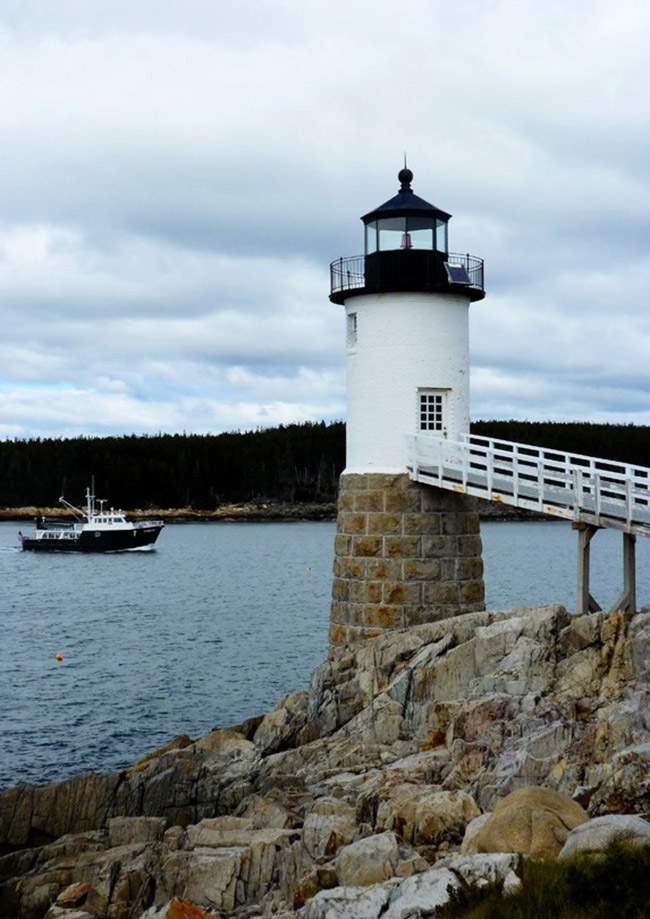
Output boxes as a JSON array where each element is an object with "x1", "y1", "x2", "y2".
[{"x1": 0, "y1": 420, "x2": 647, "y2": 510}]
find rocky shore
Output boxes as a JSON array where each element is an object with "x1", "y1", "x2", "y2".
[
  {"x1": 0, "y1": 498, "x2": 539, "y2": 524},
  {"x1": 2, "y1": 602, "x2": 650, "y2": 918}
]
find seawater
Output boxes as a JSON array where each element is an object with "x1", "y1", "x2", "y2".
[{"x1": 1, "y1": 519, "x2": 648, "y2": 789}]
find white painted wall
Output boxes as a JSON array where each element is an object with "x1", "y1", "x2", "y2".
[{"x1": 344, "y1": 291, "x2": 471, "y2": 473}]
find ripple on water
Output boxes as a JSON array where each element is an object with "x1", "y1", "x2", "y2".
[{"x1": 2, "y1": 520, "x2": 649, "y2": 788}]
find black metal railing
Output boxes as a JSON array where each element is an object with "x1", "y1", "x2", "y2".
[
  {"x1": 330, "y1": 255, "x2": 365, "y2": 295},
  {"x1": 330, "y1": 251, "x2": 484, "y2": 299},
  {"x1": 449, "y1": 252, "x2": 484, "y2": 291}
]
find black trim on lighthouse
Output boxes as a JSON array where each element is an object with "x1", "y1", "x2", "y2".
[
  {"x1": 330, "y1": 167, "x2": 485, "y2": 304},
  {"x1": 361, "y1": 166, "x2": 452, "y2": 225}
]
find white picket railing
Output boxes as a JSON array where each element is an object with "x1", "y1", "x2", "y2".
[{"x1": 406, "y1": 433, "x2": 650, "y2": 537}]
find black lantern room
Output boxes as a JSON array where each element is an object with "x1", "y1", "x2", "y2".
[{"x1": 330, "y1": 167, "x2": 485, "y2": 304}]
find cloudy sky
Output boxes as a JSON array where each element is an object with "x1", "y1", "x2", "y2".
[{"x1": 0, "y1": 0, "x2": 648, "y2": 440}]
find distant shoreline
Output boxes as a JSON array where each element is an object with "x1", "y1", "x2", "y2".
[
  {"x1": 0, "y1": 499, "x2": 544, "y2": 523},
  {"x1": 0, "y1": 503, "x2": 336, "y2": 523}
]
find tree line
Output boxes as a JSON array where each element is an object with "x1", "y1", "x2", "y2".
[{"x1": 0, "y1": 420, "x2": 647, "y2": 509}]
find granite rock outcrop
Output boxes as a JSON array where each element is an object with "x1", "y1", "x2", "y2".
[{"x1": 2, "y1": 603, "x2": 650, "y2": 918}]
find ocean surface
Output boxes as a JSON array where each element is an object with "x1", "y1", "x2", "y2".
[{"x1": 1, "y1": 519, "x2": 648, "y2": 790}]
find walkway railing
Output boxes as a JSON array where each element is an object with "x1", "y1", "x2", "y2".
[{"x1": 406, "y1": 433, "x2": 650, "y2": 537}]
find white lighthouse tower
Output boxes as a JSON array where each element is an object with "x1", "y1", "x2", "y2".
[
  {"x1": 329, "y1": 167, "x2": 486, "y2": 647},
  {"x1": 331, "y1": 165, "x2": 485, "y2": 471}
]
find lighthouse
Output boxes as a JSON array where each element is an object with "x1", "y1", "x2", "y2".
[{"x1": 329, "y1": 167, "x2": 486, "y2": 647}]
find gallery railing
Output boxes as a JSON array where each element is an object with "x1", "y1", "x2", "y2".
[{"x1": 330, "y1": 252, "x2": 484, "y2": 298}]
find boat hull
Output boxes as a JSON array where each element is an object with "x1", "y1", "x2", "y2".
[{"x1": 21, "y1": 524, "x2": 163, "y2": 553}]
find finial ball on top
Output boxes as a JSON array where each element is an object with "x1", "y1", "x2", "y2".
[{"x1": 398, "y1": 167, "x2": 413, "y2": 189}]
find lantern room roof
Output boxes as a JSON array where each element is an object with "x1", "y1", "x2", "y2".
[{"x1": 361, "y1": 167, "x2": 452, "y2": 225}]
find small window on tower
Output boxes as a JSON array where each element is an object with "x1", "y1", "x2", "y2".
[
  {"x1": 419, "y1": 390, "x2": 445, "y2": 433},
  {"x1": 347, "y1": 313, "x2": 358, "y2": 349}
]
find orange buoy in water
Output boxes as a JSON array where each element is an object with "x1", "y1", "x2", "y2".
[{"x1": 56, "y1": 654, "x2": 64, "y2": 662}]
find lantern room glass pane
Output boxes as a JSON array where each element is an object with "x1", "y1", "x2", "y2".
[
  {"x1": 377, "y1": 217, "x2": 406, "y2": 251},
  {"x1": 436, "y1": 219, "x2": 448, "y2": 252},
  {"x1": 365, "y1": 221, "x2": 378, "y2": 254},
  {"x1": 407, "y1": 216, "x2": 435, "y2": 250}
]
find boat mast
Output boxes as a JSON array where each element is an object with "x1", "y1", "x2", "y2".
[{"x1": 59, "y1": 478, "x2": 96, "y2": 520}]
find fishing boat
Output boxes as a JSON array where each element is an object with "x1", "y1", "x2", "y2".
[{"x1": 19, "y1": 487, "x2": 164, "y2": 553}]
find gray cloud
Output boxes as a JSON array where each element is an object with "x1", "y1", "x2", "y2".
[{"x1": 0, "y1": 0, "x2": 648, "y2": 439}]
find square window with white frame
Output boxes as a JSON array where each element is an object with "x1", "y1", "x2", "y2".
[{"x1": 418, "y1": 390, "x2": 446, "y2": 433}]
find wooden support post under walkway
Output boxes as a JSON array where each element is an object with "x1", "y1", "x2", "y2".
[{"x1": 574, "y1": 522, "x2": 637, "y2": 616}]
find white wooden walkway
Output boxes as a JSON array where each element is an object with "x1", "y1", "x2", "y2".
[{"x1": 406, "y1": 432, "x2": 650, "y2": 615}]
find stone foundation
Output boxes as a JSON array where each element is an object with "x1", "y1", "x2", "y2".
[{"x1": 330, "y1": 473, "x2": 485, "y2": 647}]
